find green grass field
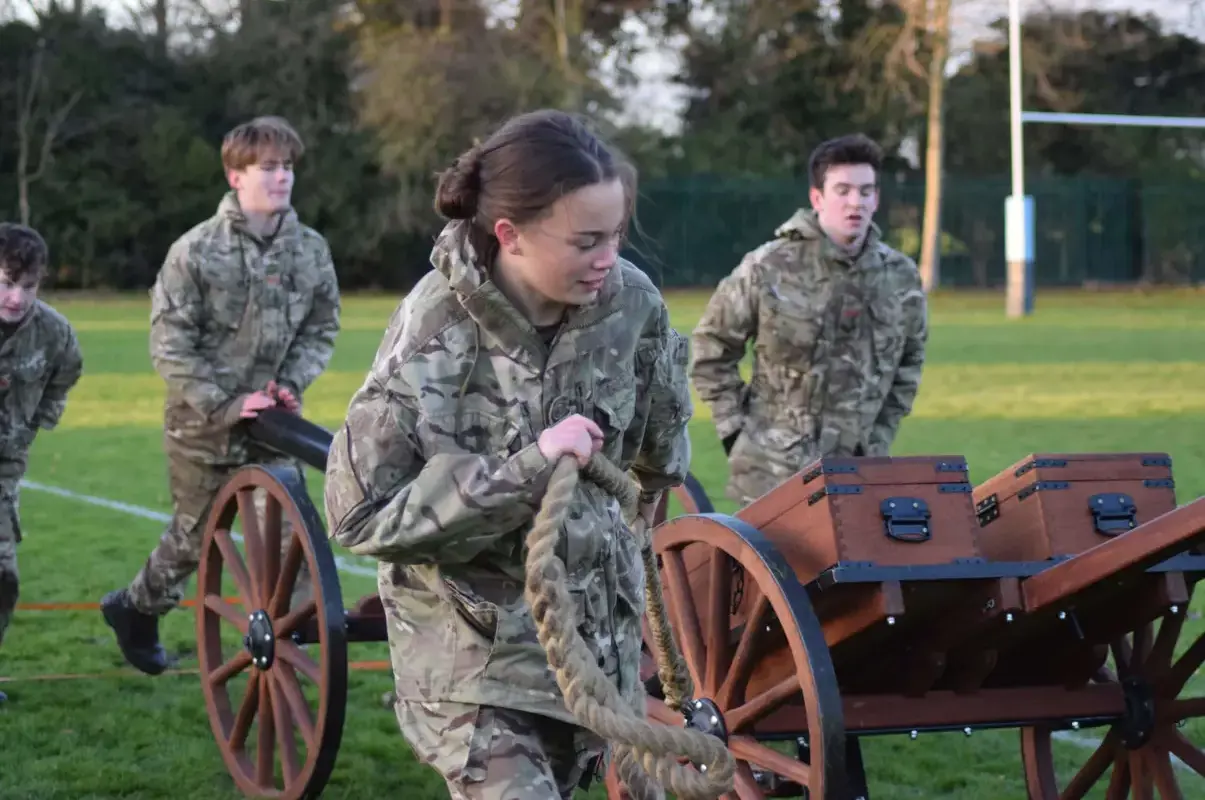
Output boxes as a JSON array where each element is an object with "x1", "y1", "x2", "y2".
[{"x1": 4, "y1": 287, "x2": 1205, "y2": 798}]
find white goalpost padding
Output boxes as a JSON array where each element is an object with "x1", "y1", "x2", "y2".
[{"x1": 1004, "y1": 0, "x2": 1204, "y2": 317}]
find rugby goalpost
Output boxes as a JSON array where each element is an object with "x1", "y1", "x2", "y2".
[{"x1": 1005, "y1": 0, "x2": 1205, "y2": 317}]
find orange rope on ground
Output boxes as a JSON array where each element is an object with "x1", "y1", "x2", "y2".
[{"x1": 0, "y1": 660, "x2": 393, "y2": 684}]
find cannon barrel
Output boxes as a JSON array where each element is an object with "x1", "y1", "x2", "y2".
[{"x1": 244, "y1": 407, "x2": 334, "y2": 471}]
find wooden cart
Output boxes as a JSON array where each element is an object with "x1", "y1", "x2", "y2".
[
  {"x1": 191, "y1": 409, "x2": 713, "y2": 799},
  {"x1": 614, "y1": 451, "x2": 1205, "y2": 799}
]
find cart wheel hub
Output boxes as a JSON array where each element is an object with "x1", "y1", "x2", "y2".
[
  {"x1": 244, "y1": 609, "x2": 276, "y2": 670},
  {"x1": 684, "y1": 697, "x2": 729, "y2": 744},
  {"x1": 1119, "y1": 675, "x2": 1155, "y2": 750}
]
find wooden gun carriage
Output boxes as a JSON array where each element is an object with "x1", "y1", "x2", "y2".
[
  {"x1": 618, "y1": 451, "x2": 1205, "y2": 799},
  {"x1": 192, "y1": 408, "x2": 1205, "y2": 799}
]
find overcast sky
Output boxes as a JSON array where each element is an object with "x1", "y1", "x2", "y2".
[{"x1": 24, "y1": 0, "x2": 1204, "y2": 134}]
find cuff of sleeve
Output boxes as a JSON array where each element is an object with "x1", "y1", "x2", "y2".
[
  {"x1": 507, "y1": 442, "x2": 553, "y2": 486},
  {"x1": 276, "y1": 377, "x2": 302, "y2": 398},
  {"x1": 216, "y1": 394, "x2": 248, "y2": 426}
]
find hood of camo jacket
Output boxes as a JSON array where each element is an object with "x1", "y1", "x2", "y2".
[
  {"x1": 0, "y1": 299, "x2": 83, "y2": 482},
  {"x1": 148, "y1": 192, "x2": 341, "y2": 465},
  {"x1": 690, "y1": 206, "x2": 928, "y2": 504},
  {"x1": 323, "y1": 219, "x2": 693, "y2": 723}
]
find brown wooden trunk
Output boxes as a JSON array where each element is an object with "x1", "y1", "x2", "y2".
[
  {"x1": 972, "y1": 453, "x2": 1177, "y2": 563},
  {"x1": 738, "y1": 455, "x2": 982, "y2": 584}
]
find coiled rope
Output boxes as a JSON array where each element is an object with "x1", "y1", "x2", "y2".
[{"x1": 523, "y1": 454, "x2": 736, "y2": 799}]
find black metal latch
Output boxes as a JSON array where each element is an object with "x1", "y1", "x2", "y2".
[
  {"x1": 1089, "y1": 492, "x2": 1137, "y2": 536},
  {"x1": 881, "y1": 497, "x2": 931, "y2": 542}
]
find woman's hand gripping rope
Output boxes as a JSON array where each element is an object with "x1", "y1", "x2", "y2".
[{"x1": 522, "y1": 454, "x2": 737, "y2": 800}]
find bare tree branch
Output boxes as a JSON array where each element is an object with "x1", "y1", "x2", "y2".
[{"x1": 16, "y1": 38, "x2": 84, "y2": 226}]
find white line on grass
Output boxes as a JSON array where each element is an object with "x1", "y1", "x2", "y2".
[{"x1": 20, "y1": 478, "x2": 378, "y2": 578}]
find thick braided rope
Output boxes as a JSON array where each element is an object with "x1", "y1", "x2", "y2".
[{"x1": 523, "y1": 455, "x2": 736, "y2": 800}]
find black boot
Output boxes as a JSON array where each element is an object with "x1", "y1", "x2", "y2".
[{"x1": 100, "y1": 589, "x2": 169, "y2": 676}]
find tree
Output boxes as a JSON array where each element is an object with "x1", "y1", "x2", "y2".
[
  {"x1": 944, "y1": 9, "x2": 1205, "y2": 178},
  {"x1": 668, "y1": 0, "x2": 929, "y2": 177}
]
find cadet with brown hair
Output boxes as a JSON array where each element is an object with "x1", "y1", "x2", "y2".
[
  {"x1": 323, "y1": 108, "x2": 694, "y2": 799},
  {"x1": 100, "y1": 115, "x2": 341, "y2": 675},
  {"x1": 0, "y1": 223, "x2": 84, "y2": 704},
  {"x1": 692, "y1": 133, "x2": 929, "y2": 506}
]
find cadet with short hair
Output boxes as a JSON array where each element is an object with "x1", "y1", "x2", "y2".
[
  {"x1": 323, "y1": 109, "x2": 693, "y2": 799},
  {"x1": 0, "y1": 222, "x2": 84, "y2": 704},
  {"x1": 691, "y1": 133, "x2": 928, "y2": 506},
  {"x1": 100, "y1": 115, "x2": 341, "y2": 675}
]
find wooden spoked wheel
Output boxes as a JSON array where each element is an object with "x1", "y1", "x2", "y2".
[
  {"x1": 1021, "y1": 575, "x2": 1205, "y2": 799},
  {"x1": 196, "y1": 464, "x2": 348, "y2": 800},
  {"x1": 609, "y1": 513, "x2": 848, "y2": 800}
]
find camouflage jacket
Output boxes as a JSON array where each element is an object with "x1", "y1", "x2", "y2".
[
  {"x1": 0, "y1": 299, "x2": 83, "y2": 483},
  {"x1": 691, "y1": 208, "x2": 928, "y2": 503},
  {"x1": 149, "y1": 192, "x2": 341, "y2": 465},
  {"x1": 324, "y1": 220, "x2": 693, "y2": 724}
]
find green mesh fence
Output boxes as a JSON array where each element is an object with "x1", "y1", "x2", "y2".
[{"x1": 622, "y1": 174, "x2": 1205, "y2": 289}]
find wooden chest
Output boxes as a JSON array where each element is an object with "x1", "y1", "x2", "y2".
[
  {"x1": 737, "y1": 455, "x2": 982, "y2": 583},
  {"x1": 971, "y1": 452, "x2": 1177, "y2": 563}
]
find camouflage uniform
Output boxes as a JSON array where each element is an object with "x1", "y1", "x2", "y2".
[
  {"x1": 323, "y1": 220, "x2": 693, "y2": 797},
  {"x1": 0, "y1": 300, "x2": 83, "y2": 647},
  {"x1": 125, "y1": 191, "x2": 340, "y2": 617},
  {"x1": 691, "y1": 208, "x2": 928, "y2": 505}
]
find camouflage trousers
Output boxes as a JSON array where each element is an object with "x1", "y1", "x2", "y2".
[
  {"x1": 127, "y1": 450, "x2": 312, "y2": 616},
  {"x1": 398, "y1": 700, "x2": 608, "y2": 799},
  {"x1": 0, "y1": 478, "x2": 21, "y2": 648}
]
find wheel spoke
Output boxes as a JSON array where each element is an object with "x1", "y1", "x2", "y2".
[
  {"x1": 256, "y1": 671, "x2": 276, "y2": 788},
  {"x1": 274, "y1": 662, "x2": 317, "y2": 749},
  {"x1": 1146, "y1": 613, "x2": 1186, "y2": 679},
  {"x1": 1104, "y1": 750, "x2": 1130, "y2": 800},
  {"x1": 269, "y1": 533, "x2": 305, "y2": 618},
  {"x1": 236, "y1": 488, "x2": 265, "y2": 606},
  {"x1": 1164, "y1": 730, "x2": 1205, "y2": 778},
  {"x1": 229, "y1": 671, "x2": 260, "y2": 751},
  {"x1": 729, "y1": 735, "x2": 810, "y2": 787},
  {"x1": 644, "y1": 696, "x2": 683, "y2": 727},
  {"x1": 205, "y1": 594, "x2": 250, "y2": 633},
  {"x1": 260, "y1": 494, "x2": 283, "y2": 611},
  {"x1": 661, "y1": 549, "x2": 706, "y2": 692},
  {"x1": 704, "y1": 550, "x2": 732, "y2": 696},
  {"x1": 732, "y1": 762, "x2": 765, "y2": 800},
  {"x1": 277, "y1": 638, "x2": 322, "y2": 683},
  {"x1": 274, "y1": 599, "x2": 317, "y2": 639},
  {"x1": 1061, "y1": 728, "x2": 1120, "y2": 800},
  {"x1": 1163, "y1": 696, "x2": 1205, "y2": 723},
  {"x1": 1165, "y1": 631, "x2": 1205, "y2": 696},
  {"x1": 1148, "y1": 746, "x2": 1183, "y2": 800},
  {"x1": 1129, "y1": 751, "x2": 1153, "y2": 800},
  {"x1": 213, "y1": 530, "x2": 255, "y2": 609},
  {"x1": 209, "y1": 651, "x2": 252, "y2": 688},
  {"x1": 716, "y1": 592, "x2": 768, "y2": 710},
  {"x1": 268, "y1": 671, "x2": 300, "y2": 785},
  {"x1": 725, "y1": 676, "x2": 799, "y2": 733}
]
